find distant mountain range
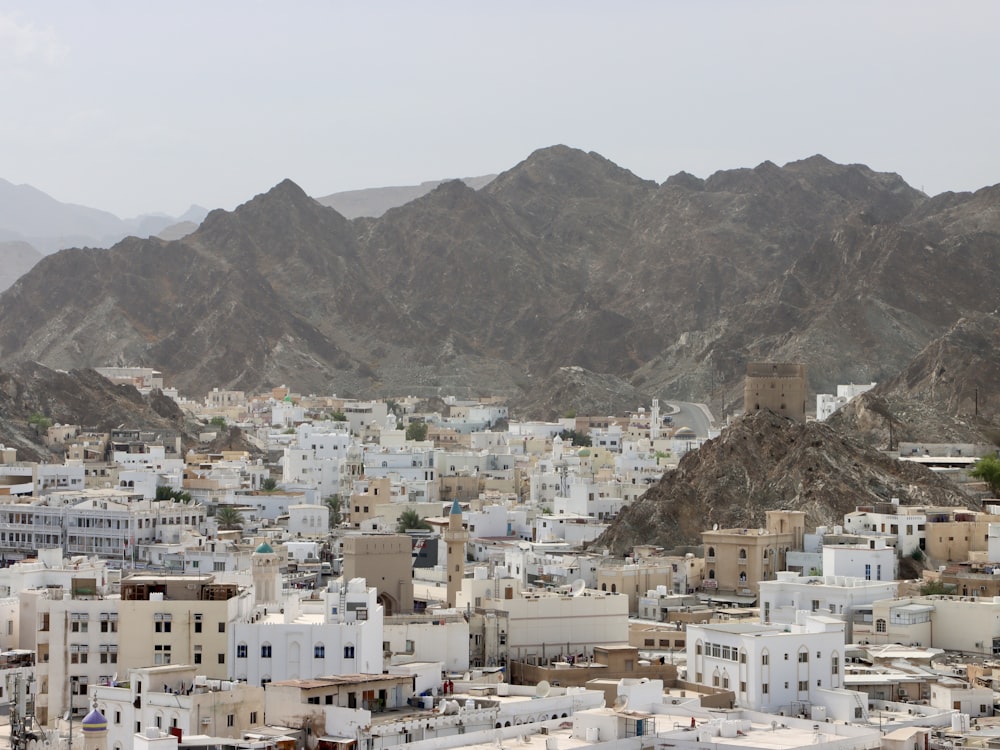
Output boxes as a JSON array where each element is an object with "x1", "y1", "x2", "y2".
[
  {"x1": 316, "y1": 175, "x2": 496, "y2": 219},
  {"x1": 1, "y1": 146, "x2": 998, "y2": 426}
]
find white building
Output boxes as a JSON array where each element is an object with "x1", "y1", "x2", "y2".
[
  {"x1": 843, "y1": 500, "x2": 926, "y2": 555},
  {"x1": 232, "y1": 578, "x2": 383, "y2": 685},
  {"x1": 823, "y1": 539, "x2": 896, "y2": 581},
  {"x1": 759, "y1": 571, "x2": 898, "y2": 626},
  {"x1": 686, "y1": 613, "x2": 847, "y2": 714}
]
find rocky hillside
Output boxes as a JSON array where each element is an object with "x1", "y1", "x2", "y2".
[
  {"x1": 1, "y1": 146, "x2": 999, "y2": 411},
  {"x1": 0, "y1": 241, "x2": 43, "y2": 292},
  {"x1": 828, "y1": 312, "x2": 1000, "y2": 446},
  {"x1": 595, "y1": 409, "x2": 972, "y2": 553},
  {"x1": 0, "y1": 362, "x2": 189, "y2": 462}
]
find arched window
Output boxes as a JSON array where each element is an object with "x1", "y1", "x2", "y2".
[
  {"x1": 875, "y1": 619, "x2": 887, "y2": 633},
  {"x1": 261, "y1": 642, "x2": 272, "y2": 658},
  {"x1": 314, "y1": 643, "x2": 325, "y2": 658},
  {"x1": 344, "y1": 644, "x2": 355, "y2": 658},
  {"x1": 739, "y1": 548, "x2": 747, "y2": 559},
  {"x1": 708, "y1": 569, "x2": 715, "y2": 579},
  {"x1": 611, "y1": 583, "x2": 617, "y2": 593},
  {"x1": 707, "y1": 547, "x2": 715, "y2": 558},
  {"x1": 237, "y1": 643, "x2": 248, "y2": 658},
  {"x1": 739, "y1": 571, "x2": 747, "y2": 582},
  {"x1": 601, "y1": 583, "x2": 607, "y2": 591}
]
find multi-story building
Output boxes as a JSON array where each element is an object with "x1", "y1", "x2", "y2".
[
  {"x1": 93, "y1": 664, "x2": 265, "y2": 747},
  {"x1": 701, "y1": 510, "x2": 805, "y2": 595},
  {"x1": 759, "y1": 571, "x2": 898, "y2": 626},
  {"x1": 117, "y1": 575, "x2": 254, "y2": 681},
  {"x1": 341, "y1": 534, "x2": 414, "y2": 615},
  {"x1": 233, "y1": 578, "x2": 383, "y2": 685},
  {"x1": 686, "y1": 613, "x2": 846, "y2": 714}
]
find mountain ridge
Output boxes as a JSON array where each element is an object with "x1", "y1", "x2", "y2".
[{"x1": 1, "y1": 146, "x2": 998, "y2": 415}]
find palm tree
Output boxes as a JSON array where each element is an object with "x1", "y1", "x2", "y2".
[
  {"x1": 396, "y1": 508, "x2": 430, "y2": 533},
  {"x1": 324, "y1": 495, "x2": 343, "y2": 528},
  {"x1": 215, "y1": 505, "x2": 244, "y2": 531}
]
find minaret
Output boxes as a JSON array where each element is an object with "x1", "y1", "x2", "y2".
[
  {"x1": 650, "y1": 398, "x2": 661, "y2": 440},
  {"x1": 81, "y1": 698, "x2": 108, "y2": 750},
  {"x1": 442, "y1": 499, "x2": 469, "y2": 608},
  {"x1": 252, "y1": 541, "x2": 281, "y2": 605}
]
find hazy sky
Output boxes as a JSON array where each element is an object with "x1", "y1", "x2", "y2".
[{"x1": 2, "y1": 1, "x2": 999, "y2": 218}]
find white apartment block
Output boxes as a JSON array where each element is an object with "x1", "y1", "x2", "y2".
[
  {"x1": 233, "y1": 579, "x2": 383, "y2": 686},
  {"x1": 843, "y1": 500, "x2": 926, "y2": 555},
  {"x1": 93, "y1": 664, "x2": 265, "y2": 748},
  {"x1": 823, "y1": 539, "x2": 896, "y2": 581},
  {"x1": 816, "y1": 382, "x2": 876, "y2": 421},
  {"x1": 0, "y1": 491, "x2": 205, "y2": 561},
  {"x1": 686, "y1": 614, "x2": 847, "y2": 714},
  {"x1": 759, "y1": 571, "x2": 898, "y2": 626}
]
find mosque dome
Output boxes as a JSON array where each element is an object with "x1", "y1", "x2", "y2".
[
  {"x1": 81, "y1": 707, "x2": 108, "y2": 733},
  {"x1": 255, "y1": 541, "x2": 275, "y2": 554}
]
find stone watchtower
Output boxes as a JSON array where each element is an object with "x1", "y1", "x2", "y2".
[
  {"x1": 442, "y1": 499, "x2": 469, "y2": 608},
  {"x1": 744, "y1": 362, "x2": 808, "y2": 423},
  {"x1": 252, "y1": 540, "x2": 281, "y2": 605}
]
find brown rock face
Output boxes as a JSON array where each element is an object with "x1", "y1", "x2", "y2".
[
  {"x1": 0, "y1": 147, "x2": 998, "y2": 415},
  {"x1": 596, "y1": 409, "x2": 971, "y2": 553}
]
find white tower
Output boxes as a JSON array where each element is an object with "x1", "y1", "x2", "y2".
[{"x1": 650, "y1": 398, "x2": 661, "y2": 440}]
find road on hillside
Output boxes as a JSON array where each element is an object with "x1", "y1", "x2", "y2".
[{"x1": 662, "y1": 401, "x2": 714, "y2": 438}]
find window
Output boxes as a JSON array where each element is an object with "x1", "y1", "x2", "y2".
[
  {"x1": 739, "y1": 681, "x2": 746, "y2": 693},
  {"x1": 832, "y1": 655, "x2": 839, "y2": 674},
  {"x1": 761, "y1": 652, "x2": 769, "y2": 665},
  {"x1": 762, "y1": 683, "x2": 769, "y2": 694},
  {"x1": 155, "y1": 621, "x2": 171, "y2": 633},
  {"x1": 218, "y1": 622, "x2": 226, "y2": 633},
  {"x1": 798, "y1": 651, "x2": 809, "y2": 663},
  {"x1": 194, "y1": 652, "x2": 202, "y2": 664},
  {"x1": 739, "y1": 651, "x2": 746, "y2": 664},
  {"x1": 811, "y1": 599, "x2": 820, "y2": 612},
  {"x1": 250, "y1": 712, "x2": 258, "y2": 725},
  {"x1": 261, "y1": 644, "x2": 272, "y2": 658},
  {"x1": 696, "y1": 644, "x2": 703, "y2": 655},
  {"x1": 71, "y1": 621, "x2": 88, "y2": 633},
  {"x1": 194, "y1": 614, "x2": 203, "y2": 633},
  {"x1": 227, "y1": 714, "x2": 234, "y2": 728},
  {"x1": 314, "y1": 644, "x2": 325, "y2": 658},
  {"x1": 865, "y1": 564, "x2": 871, "y2": 581},
  {"x1": 798, "y1": 680, "x2": 808, "y2": 692},
  {"x1": 344, "y1": 645, "x2": 355, "y2": 658},
  {"x1": 218, "y1": 653, "x2": 225, "y2": 664},
  {"x1": 237, "y1": 643, "x2": 248, "y2": 658},
  {"x1": 876, "y1": 619, "x2": 887, "y2": 633},
  {"x1": 154, "y1": 645, "x2": 171, "y2": 665}
]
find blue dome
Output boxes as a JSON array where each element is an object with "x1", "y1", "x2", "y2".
[
  {"x1": 255, "y1": 541, "x2": 275, "y2": 554},
  {"x1": 81, "y1": 708, "x2": 108, "y2": 733}
]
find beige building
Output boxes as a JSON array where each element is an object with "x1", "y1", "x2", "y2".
[
  {"x1": 925, "y1": 510, "x2": 995, "y2": 562},
  {"x1": 597, "y1": 559, "x2": 674, "y2": 614},
  {"x1": 744, "y1": 362, "x2": 808, "y2": 422},
  {"x1": 117, "y1": 575, "x2": 254, "y2": 680},
  {"x1": 701, "y1": 510, "x2": 805, "y2": 595},
  {"x1": 341, "y1": 534, "x2": 414, "y2": 615}
]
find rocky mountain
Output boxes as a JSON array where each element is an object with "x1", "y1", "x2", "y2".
[
  {"x1": 0, "y1": 146, "x2": 998, "y2": 412},
  {"x1": 828, "y1": 312, "x2": 1000, "y2": 446},
  {"x1": 0, "y1": 178, "x2": 209, "y2": 253},
  {"x1": 316, "y1": 175, "x2": 496, "y2": 218},
  {"x1": 0, "y1": 241, "x2": 43, "y2": 292},
  {"x1": 595, "y1": 409, "x2": 972, "y2": 553},
  {"x1": 0, "y1": 362, "x2": 189, "y2": 462}
]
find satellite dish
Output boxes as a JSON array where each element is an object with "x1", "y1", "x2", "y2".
[
  {"x1": 712, "y1": 523, "x2": 719, "y2": 531},
  {"x1": 535, "y1": 680, "x2": 551, "y2": 698},
  {"x1": 758, "y1": 528, "x2": 766, "y2": 535},
  {"x1": 613, "y1": 695, "x2": 629, "y2": 711},
  {"x1": 570, "y1": 579, "x2": 586, "y2": 596}
]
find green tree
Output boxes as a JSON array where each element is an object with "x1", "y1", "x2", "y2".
[
  {"x1": 919, "y1": 580, "x2": 954, "y2": 596},
  {"x1": 324, "y1": 495, "x2": 343, "y2": 527},
  {"x1": 209, "y1": 416, "x2": 227, "y2": 428},
  {"x1": 405, "y1": 421, "x2": 429, "y2": 442},
  {"x1": 260, "y1": 477, "x2": 278, "y2": 492},
  {"x1": 970, "y1": 455, "x2": 1000, "y2": 496},
  {"x1": 558, "y1": 429, "x2": 592, "y2": 447},
  {"x1": 215, "y1": 505, "x2": 244, "y2": 531},
  {"x1": 155, "y1": 485, "x2": 192, "y2": 503},
  {"x1": 396, "y1": 508, "x2": 430, "y2": 532},
  {"x1": 330, "y1": 411, "x2": 347, "y2": 422},
  {"x1": 28, "y1": 412, "x2": 52, "y2": 434}
]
